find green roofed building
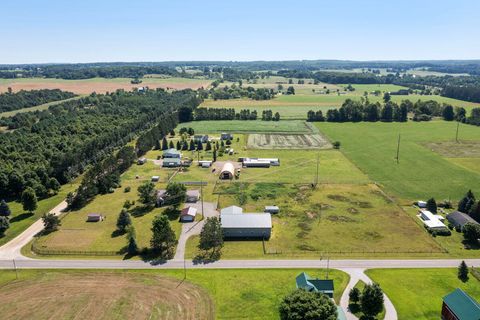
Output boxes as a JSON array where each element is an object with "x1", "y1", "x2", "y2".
[
  {"x1": 295, "y1": 272, "x2": 334, "y2": 298},
  {"x1": 442, "y1": 288, "x2": 480, "y2": 320}
]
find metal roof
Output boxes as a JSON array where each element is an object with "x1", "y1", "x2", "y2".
[
  {"x1": 447, "y1": 211, "x2": 479, "y2": 227},
  {"x1": 163, "y1": 148, "x2": 180, "y2": 154},
  {"x1": 181, "y1": 207, "x2": 197, "y2": 217},
  {"x1": 220, "y1": 206, "x2": 243, "y2": 215},
  {"x1": 443, "y1": 288, "x2": 480, "y2": 320},
  {"x1": 221, "y1": 213, "x2": 272, "y2": 229}
]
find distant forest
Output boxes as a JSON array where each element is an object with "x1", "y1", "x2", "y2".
[{"x1": 0, "y1": 89, "x2": 76, "y2": 113}]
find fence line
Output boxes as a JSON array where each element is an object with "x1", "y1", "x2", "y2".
[{"x1": 31, "y1": 242, "x2": 122, "y2": 256}]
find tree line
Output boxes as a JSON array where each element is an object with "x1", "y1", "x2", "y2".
[
  {"x1": 0, "y1": 88, "x2": 76, "y2": 113},
  {"x1": 0, "y1": 89, "x2": 200, "y2": 202},
  {"x1": 199, "y1": 84, "x2": 276, "y2": 101}
]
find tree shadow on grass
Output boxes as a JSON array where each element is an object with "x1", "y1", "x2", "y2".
[
  {"x1": 111, "y1": 229, "x2": 125, "y2": 238},
  {"x1": 10, "y1": 212, "x2": 34, "y2": 223},
  {"x1": 130, "y1": 205, "x2": 154, "y2": 218},
  {"x1": 192, "y1": 251, "x2": 221, "y2": 265},
  {"x1": 462, "y1": 240, "x2": 480, "y2": 250}
]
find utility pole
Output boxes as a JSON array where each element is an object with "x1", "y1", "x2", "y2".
[
  {"x1": 395, "y1": 134, "x2": 401, "y2": 164},
  {"x1": 183, "y1": 258, "x2": 187, "y2": 280},
  {"x1": 314, "y1": 153, "x2": 320, "y2": 187},
  {"x1": 200, "y1": 181, "x2": 204, "y2": 220},
  {"x1": 455, "y1": 121, "x2": 460, "y2": 143},
  {"x1": 13, "y1": 259, "x2": 18, "y2": 280},
  {"x1": 326, "y1": 255, "x2": 330, "y2": 280}
]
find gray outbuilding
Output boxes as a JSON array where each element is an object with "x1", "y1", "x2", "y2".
[
  {"x1": 264, "y1": 206, "x2": 279, "y2": 214},
  {"x1": 220, "y1": 213, "x2": 272, "y2": 239},
  {"x1": 447, "y1": 211, "x2": 479, "y2": 229}
]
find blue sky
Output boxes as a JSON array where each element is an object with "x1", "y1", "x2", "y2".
[{"x1": 1, "y1": 0, "x2": 479, "y2": 63}]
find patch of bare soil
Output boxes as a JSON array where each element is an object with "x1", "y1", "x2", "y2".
[
  {"x1": 0, "y1": 273, "x2": 214, "y2": 320},
  {"x1": 422, "y1": 140, "x2": 480, "y2": 158},
  {"x1": 247, "y1": 133, "x2": 332, "y2": 149}
]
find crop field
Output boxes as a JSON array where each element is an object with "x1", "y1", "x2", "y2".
[
  {"x1": 247, "y1": 133, "x2": 332, "y2": 149},
  {"x1": 179, "y1": 120, "x2": 315, "y2": 134},
  {"x1": 366, "y1": 268, "x2": 480, "y2": 320},
  {"x1": 0, "y1": 269, "x2": 349, "y2": 320},
  {"x1": 0, "y1": 76, "x2": 211, "y2": 94},
  {"x1": 318, "y1": 121, "x2": 480, "y2": 200},
  {"x1": 0, "y1": 272, "x2": 214, "y2": 320},
  {"x1": 188, "y1": 183, "x2": 442, "y2": 259}
]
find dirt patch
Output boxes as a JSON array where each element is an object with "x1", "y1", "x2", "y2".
[
  {"x1": 247, "y1": 133, "x2": 332, "y2": 149},
  {"x1": 422, "y1": 141, "x2": 480, "y2": 158},
  {"x1": 0, "y1": 273, "x2": 214, "y2": 320},
  {"x1": 327, "y1": 215, "x2": 356, "y2": 223},
  {"x1": 327, "y1": 194, "x2": 349, "y2": 202},
  {"x1": 347, "y1": 207, "x2": 359, "y2": 214}
]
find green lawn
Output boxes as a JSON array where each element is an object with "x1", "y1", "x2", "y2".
[
  {"x1": 366, "y1": 268, "x2": 480, "y2": 320},
  {"x1": 318, "y1": 121, "x2": 480, "y2": 201},
  {"x1": 187, "y1": 183, "x2": 442, "y2": 259},
  {"x1": 0, "y1": 180, "x2": 80, "y2": 246},
  {"x1": 0, "y1": 268, "x2": 349, "y2": 319}
]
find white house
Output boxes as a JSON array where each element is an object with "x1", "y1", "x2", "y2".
[{"x1": 419, "y1": 210, "x2": 447, "y2": 230}]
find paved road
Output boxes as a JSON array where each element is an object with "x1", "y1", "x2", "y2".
[
  {"x1": 0, "y1": 200, "x2": 67, "y2": 260},
  {"x1": 173, "y1": 202, "x2": 218, "y2": 260}
]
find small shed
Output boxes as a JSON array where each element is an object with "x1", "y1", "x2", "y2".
[
  {"x1": 180, "y1": 207, "x2": 198, "y2": 222},
  {"x1": 295, "y1": 272, "x2": 334, "y2": 298},
  {"x1": 137, "y1": 157, "x2": 147, "y2": 165},
  {"x1": 186, "y1": 190, "x2": 200, "y2": 203},
  {"x1": 220, "y1": 213, "x2": 272, "y2": 239},
  {"x1": 447, "y1": 211, "x2": 479, "y2": 229},
  {"x1": 87, "y1": 214, "x2": 102, "y2": 222},
  {"x1": 156, "y1": 189, "x2": 166, "y2": 207},
  {"x1": 265, "y1": 206, "x2": 279, "y2": 214},
  {"x1": 442, "y1": 288, "x2": 480, "y2": 320},
  {"x1": 417, "y1": 201, "x2": 427, "y2": 208},
  {"x1": 162, "y1": 158, "x2": 181, "y2": 167},
  {"x1": 163, "y1": 148, "x2": 181, "y2": 159},
  {"x1": 198, "y1": 160, "x2": 212, "y2": 168},
  {"x1": 220, "y1": 162, "x2": 235, "y2": 180},
  {"x1": 151, "y1": 175, "x2": 160, "y2": 182},
  {"x1": 221, "y1": 205, "x2": 243, "y2": 215}
]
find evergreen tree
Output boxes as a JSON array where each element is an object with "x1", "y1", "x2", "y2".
[
  {"x1": 274, "y1": 112, "x2": 280, "y2": 121},
  {"x1": 182, "y1": 141, "x2": 188, "y2": 151},
  {"x1": 458, "y1": 260, "x2": 469, "y2": 282},
  {"x1": 154, "y1": 139, "x2": 161, "y2": 150},
  {"x1": 189, "y1": 139, "x2": 196, "y2": 151},
  {"x1": 161, "y1": 137, "x2": 168, "y2": 150},
  {"x1": 165, "y1": 182, "x2": 186, "y2": 208},
  {"x1": 0, "y1": 199, "x2": 11, "y2": 217},
  {"x1": 360, "y1": 283, "x2": 384, "y2": 318},
  {"x1": 443, "y1": 105, "x2": 455, "y2": 121},
  {"x1": 458, "y1": 190, "x2": 475, "y2": 213},
  {"x1": 205, "y1": 141, "x2": 212, "y2": 151},
  {"x1": 126, "y1": 226, "x2": 138, "y2": 255},
  {"x1": 213, "y1": 146, "x2": 217, "y2": 162},
  {"x1": 383, "y1": 92, "x2": 391, "y2": 103},
  {"x1": 21, "y1": 187, "x2": 38, "y2": 213},
  {"x1": 349, "y1": 287, "x2": 361, "y2": 304},
  {"x1": 426, "y1": 198, "x2": 437, "y2": 213},
  {"x1": 469, "y1": 201, "x2": 480, "y2": 223},
  {"x1": 150, "y1": 215, "x2": 177, "y2": 259},
  {"x1": 197, "y1": 141, "x2": 204, "y2": 151},
  {"x1": 0, "y1": 216, "x2": 9, "y2": 236},
  {"x1": 169, "y1": 129, "x2": 175, "y2": 136},
  {"x1": 463, "y1": 223, "x2": 480, "y2": 242},
  {"x1": 380, "y1": 103, "x2": 393, "y2": 122},
  {"x1": 42, "y1": 213, "x2": 60, "y2": 233},
  {"x1": 176, "y1": 140, "x2": 181, "y2": 150},
  {"x1": 169, "y1": 140, "x2": 174, "y2": 149},
  {"x1": 199, "y1": 217, "x2": 224, "y2": 258},
  {"x1": 116, "y1": 208, "x2": 132, "y2": 233}
]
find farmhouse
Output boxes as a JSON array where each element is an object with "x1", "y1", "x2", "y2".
[
  {"x1": 86, "y1": 214, "x2": 102, "y2": 222},
  {"x1": 264, "y1": 206, "x2": 279, "y2": 214},
  {"x1": 156, "y1": 189, "x2": 167, "y2": 207},
  {"x1": 295, "y1": 272, "x2": 334, "y2": 298},
  {"x1": 137, "y1": 157, "x2": 147, "y2": 165},
  {"x1": 221, "y1": 132, "x2": 233, "y2": 140},
  {"x1": 220, "y1": 162, "x2": 235, "y2": 180},
  {"x1": 447, "y1": 211, "x2": 479, "y2": 229},
  {"x1": 441, "y1": 288, "x2": 480, "y2": 320},
  {"x1": 186, "y1": 189, "x2": 200, "y2": 203},
  {"x1": 193, "y1": 134, "x2": 209, "y2": 143},
  {"x1": 163, "y1": 148, "x2": 181, "y2": 159},
  {"x1": 419, "y1": 209, "x2": 447, "y2": 230},
  {"x1": 221, "y1": 205, "x2": 243, "y2": 215},
  {"x1": 151, "y1": 176, "x2": 160, "y2": 182},
  {"x1": 179, "y1": 207, "x2": 197, "y2": 222},
  {"x1": 162, "y1": 158, "x2": 181, "y2": 167},
  {"x1": 220, "y1": 213, "x2": 272, "y2": 239}
]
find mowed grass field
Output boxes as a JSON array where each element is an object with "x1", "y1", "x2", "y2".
[
  {"x1": 0, "y1": 268, "x2": 349, "y2": 320},
  {"x1": 318, "y1": 121, "x2": 480, "y2": 201},
  {"x1": 187, "y1": 183, "x2": 442, "y2": 259},
  {"x1": 33, "y1": 154, "x2": 183, "y2": 255},
  {"x1": 0, "y1": 76, "x2": 211, "y2": 94},
  {"x1": 366, "y1": 268, "x2": 480, "y2": 320}
]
